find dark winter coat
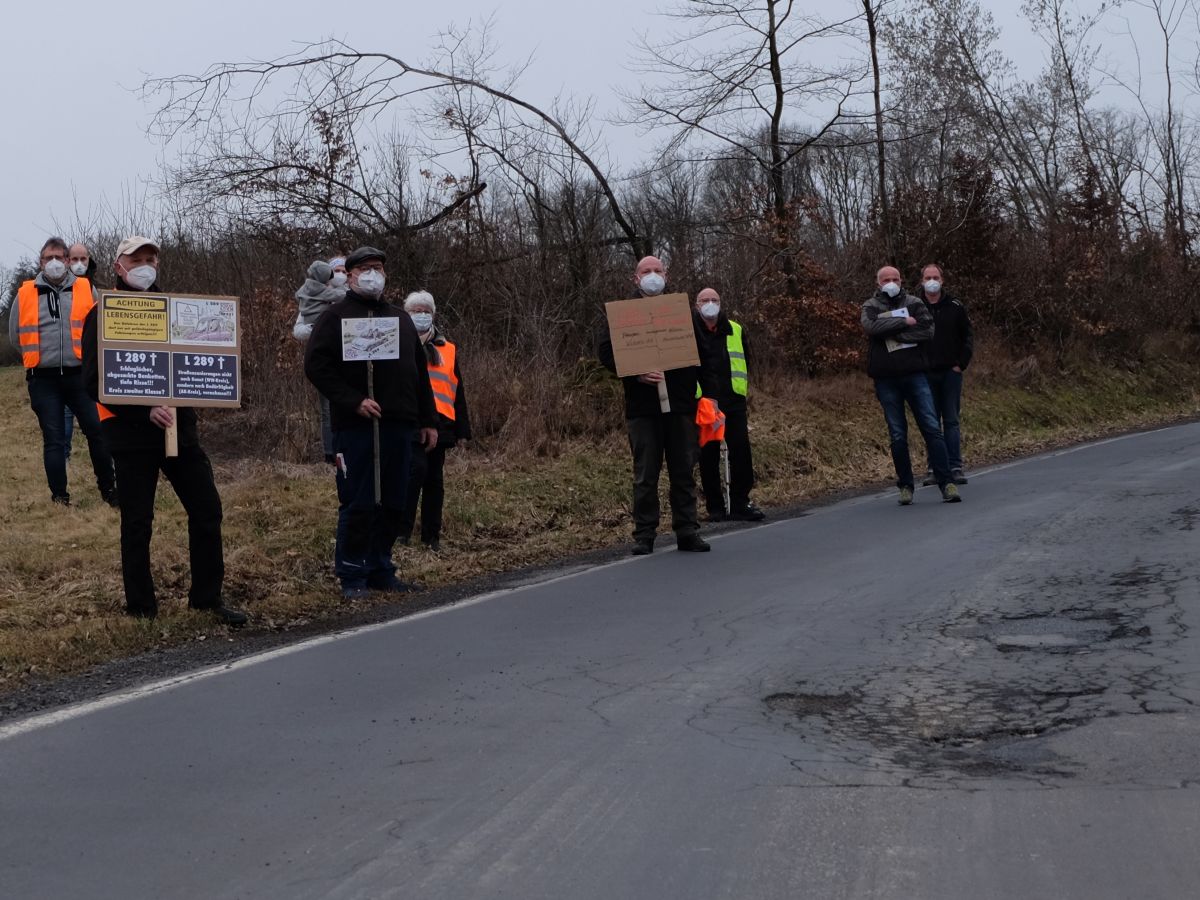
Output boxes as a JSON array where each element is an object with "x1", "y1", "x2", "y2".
[
  {"x1": 917, "y1": 289, "x2": 974, "y2": 372},
  {"x1": 304, "y1": 289, "x2": 437, "y2": 432},
  {"x1": 860, "y1": 289, "x2": 934, "y2": 379},
  {"x1": 694, "y1": 311, "x2": 750, "y2": 412}
]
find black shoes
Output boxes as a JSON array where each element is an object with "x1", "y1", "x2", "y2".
[
  {"x1": 677, "y1": 534, "x2": 711, "y2": 552},
  {"x1": 101, "y1": 487, "x2": 119, "y2": 508},
  {"x1": 51, "y1": 493, "x2": 71, "y2": 507},
  {"x1": 706, "y1": 508, "x2": 727, "y2": 522},
  {"x1": 951, "y1": 468, "x2": 969, "y2": 485},
  {"x1": 727, "y1": 503, "x2": 766, "y2": 522},
  {"x1": 425, "y1": 540, "x2": 441, "y2": 553},
  {"x1": 921, "y1": 471, "x2": 937, "y2": 487},
  {"x1": 207, "y1": 605, "x2": 248, "y2": 627},
  {"x1": 632, "y1": 539, "x2": 654, "y2": 555}
]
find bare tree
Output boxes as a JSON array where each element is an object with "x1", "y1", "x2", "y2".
[
  {"x1": 624, "y1": 0, "x2": 869, "y2": 296},
  {"x1": 145, "y1": 28, "x2": 645, "y2": 256}
]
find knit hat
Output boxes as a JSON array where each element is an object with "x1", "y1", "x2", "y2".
[
  {"x1": 403, "y1": 290, "x2": 436, "y2": 313},
  {"x1": 307, "y1": 260, "x2": 334, "y2": 284}
]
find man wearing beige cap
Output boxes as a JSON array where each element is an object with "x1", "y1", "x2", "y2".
[{"x1": 81, "y1": 236, "x2": 247, "y2": 624}]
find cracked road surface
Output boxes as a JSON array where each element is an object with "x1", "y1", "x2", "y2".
[{"x1": 3, "y1": 425, "x2": 1200, "y2": 898}]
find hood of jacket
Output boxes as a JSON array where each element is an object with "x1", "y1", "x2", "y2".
[{"x1": 295, "y1": 278, "x2": 346, "y2": 324}]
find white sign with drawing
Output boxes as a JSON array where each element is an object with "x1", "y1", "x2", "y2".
[
  {"x1": 341, "y1": 317, "x2": 401, "y2": 362},
  {"x1": 171, "y1": 298, "x2": 237, "y2": 347}
]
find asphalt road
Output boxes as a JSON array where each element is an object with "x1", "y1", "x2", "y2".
[{"x1": 3, "y1": 424, "x2": 1200, "y2": 899}]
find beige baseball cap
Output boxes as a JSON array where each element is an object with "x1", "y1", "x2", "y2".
[{"x1": 115, "y1": 235, "x2": 160, "y2": 258}]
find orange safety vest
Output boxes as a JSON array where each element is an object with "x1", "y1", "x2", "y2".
[
  {"x1": 695, "y1": 397, "x2": 726, "y2": 447},
  {"x1": 16, "y1": 278, "x2": 95, "y2": 368},
  {"x1": 428, "y1": 339, "x2": 459, "y2": 421}
]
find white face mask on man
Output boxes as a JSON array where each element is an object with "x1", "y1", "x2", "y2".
[
  {"x1": 121, "y1": 264, "x2": 157, "y2": 291},
  {"x1": 43, "y1": 259, "x2": 67, "y2": 282},
  {"x1": 699, "y1": 301, "x2": 720, "y2": 320},
  {"x1": 355, "y1": 270, "x2": 386, "y2": 298},
  {"x1": 924, "y1": 279, "x2": 942, "y2": 295},
  {"x1": 330, "y1": 271, "x2": 348, "y2": 288},
  {"x1": 69, "y1": 261, "x2": 88, "y2": 277},
  {"x1": 880, "y1": 282, "x2": 901, "y2": 298},
  {"x1": 638, "y1": 272, "x2": 666, "y2": 296}
]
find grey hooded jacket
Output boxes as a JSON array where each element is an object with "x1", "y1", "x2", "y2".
[{"x1": 7, "y1": 271, "x2": 99, "y2": 371}]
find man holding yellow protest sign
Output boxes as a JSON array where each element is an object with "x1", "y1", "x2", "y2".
[{"x1": 82, "y1": 236, "x2": 247, "y2": 624}]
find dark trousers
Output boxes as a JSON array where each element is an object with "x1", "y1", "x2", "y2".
[
  {"x1": 873, "y1": 374, "x2": 952, "y2": 490},
  {"x1": 400, "y1": 443, "x2": 447, "y2": 545},
  {"x1": 699, "y1": 406, "x2": 754, "y2": 515},
  {"x1": 627, "y1": 414, "x2": 700, "y2": 542},
  {"x1": 925, "y1": 369, "x2": 964, "y2": 471},
  {"x1": 112, "y1": 445, "x2": 224, "y2": 616},
  {"x1": 334, "y1": 422, "x2": 414, "y2": 589},
  {"x1": 27, "y1": 370, "x2": 115, "y2": 500}
]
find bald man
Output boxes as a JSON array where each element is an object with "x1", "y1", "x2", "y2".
[
  {"x1": 861, "y1": 265, "x2": 960, "y2": 505},
  {"x1": 598, "y1": 256, "x2": 721, "y2": 554},
  {"x1": 694, "y1": 287, "x2": 763, "y2": 521}
]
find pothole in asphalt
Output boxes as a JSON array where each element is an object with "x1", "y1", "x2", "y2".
[
  {"x1": 764, "y1": 691, "x2": 858, "y2": 716},
  {"x1": 947, "y1": 609, "x2": 1151, "y2": 653}
]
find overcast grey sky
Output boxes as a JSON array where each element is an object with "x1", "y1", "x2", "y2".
[{"x1": 0, "y1": 0, "x2": 1186, "y2": 269}]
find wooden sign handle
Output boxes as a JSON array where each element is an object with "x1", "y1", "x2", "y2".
[
  {"x1": 165, "y1": 420, "x2": 179, "y2": 458},
  {"x1": 657, "y1": 380, "x2": 671, "y2": 413}
]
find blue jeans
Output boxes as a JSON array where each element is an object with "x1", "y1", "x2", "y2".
[
  {"x1": 64, "y1": 408, "x2": 74, "y2": 460},
  {"x1": 27, "y1": 370, "x2": 115, "y2": 500},
  {"x1": 333, "y1": 422, "x2": 414, "y2": 589},
  {"x1": 925, "y1": 369, "x2": 964, "y2": 471},
  {"x1": 873, "y1": 374, "x2": 952, "y2": 490}
]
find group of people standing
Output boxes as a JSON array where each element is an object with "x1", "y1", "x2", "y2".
[
  {"x1": 10, "y1": 233, "x2": 970, "y2": 619},
  {"x1": 862, "y1": 264, "x2": 973, "y2": 505}
]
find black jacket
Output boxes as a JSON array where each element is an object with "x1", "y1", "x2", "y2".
[
  {"x1": 304, "y1": 290, "x2": 437, "y2": 432},
  {"x1": 917, "y1": 290, "x2": 974, "y2": 372},
  {"x1": 421, "y1": 326, "x2": 471, "y2": 448},
  {"x1": 82, "y1": 276, "x2": 203, "y2": 453},
  {"x1": 596, "y1": 292, "x2": 721, "y2": 419},
  {"x1": 860, "y1": 289, "x2": 934, "y2": 379},
  {"x1": 694, "y1": 312, "x2": 749, "y2": 411}
]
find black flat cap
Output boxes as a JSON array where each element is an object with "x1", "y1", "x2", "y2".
[{"x1": 345, "y1": 246, "x2": 386, "y2": 270}]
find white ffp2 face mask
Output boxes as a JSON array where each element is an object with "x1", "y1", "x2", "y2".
[
  {"x1": 638, "y1": 273, "x2": 666, "y2": 296},
  {"x1": 881, "y1": 282, "x2": 901, "y2": 298},
  {"x1": 355, "y1": 270, "x2": 386, "y2": 298},
  {"x1": 409, "y1": 312, "x2": 433, "y2": 333},
  {"x1": 699, "y1": 301, "x2": 720, "y2": 320},
  {"x1": 43, "y1": 259, "x2": 67, "y2": 281},
  {"x1": 122, "y1": 265, "x2": 157, "y2": 290},
  {"x1": 331, "y1": 272, "x2": 348, "y2": 287},
  {"x1": 924, "y1": 279, "x2": 942, "y2": 294},
  {"x1": 69, "y1": 261, "x2": 88, "y2": 277}
]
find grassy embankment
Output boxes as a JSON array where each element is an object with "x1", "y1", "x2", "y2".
[{"x1": 1, "y1": 342, "x2": 1197, "y2": 694}]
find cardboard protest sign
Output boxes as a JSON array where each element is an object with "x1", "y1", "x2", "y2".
[
  {"x1": 98, "y1": 292, "x2": 241, "y2": 408},
  {"x1": 341, "y1": 317, "x2": 401, "y2": 362},
  {"x1": 603, "y1": 292, "x2": 699, "y2": 377}
]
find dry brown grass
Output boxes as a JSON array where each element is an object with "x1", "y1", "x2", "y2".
[{"x1": 1, "y1": 341, "x2": 1198, "y2": 694}]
